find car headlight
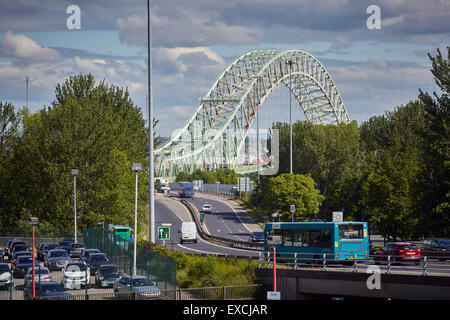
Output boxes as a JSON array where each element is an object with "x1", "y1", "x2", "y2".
[{"x1": 99, "y1": 276, "x2": 104, "y2": 280}]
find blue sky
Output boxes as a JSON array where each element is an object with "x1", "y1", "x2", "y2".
[{"x1": 0, "y1": 0, "x2": 448, "y2": 137}]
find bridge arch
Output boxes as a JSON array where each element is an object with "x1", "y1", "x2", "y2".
[{"x1": 155, "y1": 49, "x2": 350, "y2": 178}]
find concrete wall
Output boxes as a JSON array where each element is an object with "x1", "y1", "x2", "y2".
[{"x1": 256, "y1": 268, "x2": 450, "y2": 300}]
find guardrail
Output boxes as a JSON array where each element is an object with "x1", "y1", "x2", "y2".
[
  {"x1": 179, "y1": 199, "x2": 263, "y2": 252},
  {"x1": 0, "y1": 285, "x2": 260, "y2": 300},
  {"x1": 257, "y1": 251, "x2": 450, "y2": 276}
]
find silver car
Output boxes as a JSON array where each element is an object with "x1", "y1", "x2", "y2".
[
  {"x1": 24, "y1": 266, "x2": 52, "y2": 287},
  {"x1": 45, "y1": 249, "x2": 72, "y2": 270},
  {"x1": 113, "y1": 276, "x2": 160, "y2": 299}
]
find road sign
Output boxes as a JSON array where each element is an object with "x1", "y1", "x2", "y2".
[
  {"x1": 237, "y1": 177, "x2": 250, "y2": 192},
  {"x1": 267, "y1": 291, "x2": 281, "y2": 300},
  {"x1": 332, "y1": 211, "x2": 343, "y2": 222},
  {"x1": 290, "y1": 205, "x2": 295, "y2": 213},
  {"x1": 158, "y1": 226, "x2": 170, "y2": 240}
]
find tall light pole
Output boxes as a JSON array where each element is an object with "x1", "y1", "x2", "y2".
[
  {"x1": 147, "y1": 0, "x2": 155, "y2": 244},
  {"x1": 131, "y1": 163, "x2": 142, "y2": 276},
  {"x1": 71, "y1": 169, "x2": 78, "y2": 242},
  {"x1": 24, "y1": 76, "x2": 32, "y2": 109},
  {"x1": 29, "y1": 217, "x2": 38, "y2": 299},
  {"x1": 288, "y1": 60, "x2": 293, "y2": 175}
]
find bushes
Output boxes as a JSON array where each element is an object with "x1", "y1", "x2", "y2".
[{"x1": 149, "y1": 246, "x2": 258, "y2": 288}]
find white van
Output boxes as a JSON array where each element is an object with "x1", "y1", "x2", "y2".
[{"x1": 179, "y1": 222, "x2": 197, "y2": 244}]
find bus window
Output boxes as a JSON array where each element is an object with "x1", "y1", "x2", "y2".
[
  {"x1": 339, "y1": 224, "x2": 363, "y2": 240},
  {"x1": 303, "y1": 230, "x2": 331, "y2": 248},
  {"x1": 282, "y1": 230, "x2": 293, "y2": 247},
  {"x1": 293, "y1": 230, "x2": 305, "y2": 247}
]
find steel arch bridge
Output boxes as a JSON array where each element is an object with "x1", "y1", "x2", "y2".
[{"x1": 155, "y1": 49, "x2": 350, "y2": 179}]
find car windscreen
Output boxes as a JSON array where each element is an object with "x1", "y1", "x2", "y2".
[
  {"x1": 0, "y1": 264, "x2": 10, "y2": 272},
  {"x1": 18, "y1": 256, "x2": 33, "y2": 264},
  {"x1": 28, "y1": 268, "x2": 50, "y2": 275},
  {"x1": 66, "y1": 264, "x2": 87, "y2": 271},
  {"x1": 39, "y1": 283, "x2": 65, "y2": 293},
  {"x1": 399, "y1": 244, "x2": 418, "y2": 250},
  {"x1": 13, "y1": 245, "x2": 28, "y2": 252},
  {"x1": 50, "y1": 251, "x2": 68, "y2": 257},
  {"x1": 132, "y1": 278, "x2": 154, "y2": 287},
  {"x1": 91, "y1": 255, "x2": 108, "y2": 262},
  {"x1": 71, "y1": 243, "x2": 85, "y2": 248},
  {"x1": 438, "y1": 240, "x2": 450, "y2": 246},
  {"x1": 100, "y1": 266, "x2": 118, "y2": 273},
  {"x1": 44, "y1": 244, "x2": 58, "y2": 251}
]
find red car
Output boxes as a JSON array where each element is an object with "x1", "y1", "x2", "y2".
[{"x1": 374, "y1": 242, "x2": 421, "y2": 264}]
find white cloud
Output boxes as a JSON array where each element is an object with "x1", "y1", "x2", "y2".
[{"x1": 0, "y1": 31, "x2": 60, "y2": 63}]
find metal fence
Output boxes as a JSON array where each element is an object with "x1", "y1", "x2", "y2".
[
  {"x1": 83, "y1": 228, "x2": 177, "y2": 291},
  {"x1": 257, "y1": 251, "x2": 450, "y2": 276},
  {"x1": 0, "y1": 285, "x2": 260, "y2": 300}
]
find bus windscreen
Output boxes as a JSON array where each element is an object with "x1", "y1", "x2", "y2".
[{"x1": 339, "y1": 224, "x2": 364, "y2": 240}]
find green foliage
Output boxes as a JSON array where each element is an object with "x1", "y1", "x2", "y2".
[
  {"x1": 0, "y1": 74, "x2": 150, "y2": 230},
  {"x1": 175, "y1": 168, "x2": 242, "y2": 184},
  {"x1": 417, "y1": 47, "x2": 450, "y2": 237},
  {"x1": 260, "y1": 173, "x2": 323, "y2": 221}
]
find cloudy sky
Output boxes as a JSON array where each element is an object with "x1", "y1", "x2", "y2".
[{"x1": 0, "y1": 0, "x2": 449, "y2": 137}]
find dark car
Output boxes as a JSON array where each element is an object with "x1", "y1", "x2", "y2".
[
  {"x1": 374, "y1": 242, "x2": 421, "y2": 264},
  {"x1": 95, "y1": 264, "x2": 121, "y2": 288},
  {"x1": 81, "y1": 249, "x2": 101, "y2": 262},
  {"x1": 23, "y1": 281, "x2": 73, "y2": 300},
  {"x1": 67, "y1": 243, "x2": 86, "y2": 259},
  {"x1": 11, "y1": 251, "x2": 32, "y2": 266},
  {"x1": 8, "y1": 241, "x2": 27, "y2": 259},
  {"x1": 249, "y1": 232, "x2": 264, "y2": 243},
  {"x1": 421, "y1": 238, "x2": 450, "y2": 261},
  {"x1": 58, "y1": 240, "x2": 74, "y2": 251},
  {"x1": 4, "y1": 240, "x2": 16, "y2": 259},
  {"x1": 86, "y1": 253, "x2": 110, "y2": 275},
  {"x1": 11, "y1": 245, "x2": 30, "y2": 260},
  {"x1": 12, "y1": 256, "x2": 39, "y2": 278},
  {"x1": 38, "y1": 243, "x2": 58, "y2": 261},
  {"x1": 45, "y1": 249, "x2": 72, "y2": 271},
  {"x1": 0, "y1": 263, "x2": 13, "y2": 289}
]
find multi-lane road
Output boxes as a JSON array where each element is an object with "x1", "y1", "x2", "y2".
[{"x1": 154, "y1": 192, "x2": 262, "y2": 257}]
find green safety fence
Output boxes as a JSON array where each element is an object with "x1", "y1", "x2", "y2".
[{"x1": 83, "y1": 228, "x2": 176, "y2": 290}]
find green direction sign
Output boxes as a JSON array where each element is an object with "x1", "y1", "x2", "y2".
[{"x1": 158, "y1": 226, "x2": 170, "y2": 240}]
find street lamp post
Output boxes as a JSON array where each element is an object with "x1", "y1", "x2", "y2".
[
  {"x1": 29, "y1": 217, "x2": 38, "y2": 299},
  {"x1": 24, "y1": 76, "x2": 32, "y2": 109},
  {"x1": 71, "y1": 169, "x2": 78, "y2": 243},
  {"x1": 131, "y1": 163, "x2": 142, "y2": 276},
  {"x1": 147, "y1": 0, "x2": 156, "y2": 245},
  {"x1": 287, "y1": 60, "x2": 293, "y2": 175}
]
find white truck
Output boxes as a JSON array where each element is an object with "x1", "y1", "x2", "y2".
[{"x1": 155, "y1": 178, "x2": 170, "y2": 193}]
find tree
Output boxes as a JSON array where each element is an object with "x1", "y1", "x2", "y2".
[
  {"x1": 10, "y1": 74, "x2": 149, "y2": 231},
  {"x1": 260, "y1": 173, "x2": 323, "y2": 221},
  {"x1": 360, "y1": 101, "x2": 425, "y2": 240},
  {"x1": 418, "y1": 47, "x2": 450, "y2": 237},
  {"x1": 272, "y1": 120, "x2": 361, "y2": 220}
]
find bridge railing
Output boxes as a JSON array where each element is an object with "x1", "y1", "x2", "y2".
[{"x1": 258, "y1": 251, "x2": 450, "y2": 276}]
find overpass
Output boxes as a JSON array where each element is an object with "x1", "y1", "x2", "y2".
[{"x1": 154, "y1": 49, "x2": 350, "y2": 178}]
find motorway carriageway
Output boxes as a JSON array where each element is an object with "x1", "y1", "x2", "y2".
[{"x1": 155, "y1": 193, "x2": 261, "y2": 257}]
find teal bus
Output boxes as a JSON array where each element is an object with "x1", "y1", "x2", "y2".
[
  {"x1": 108, "y1": 225, "x2": 132, "y2": 243},
  {"x1": 264, "y1": 221, "x2": 369, "y2": 263}
]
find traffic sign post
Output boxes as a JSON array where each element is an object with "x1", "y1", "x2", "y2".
[{"x1": 158, "y1": 224, "x2": 171, "y2": 246}]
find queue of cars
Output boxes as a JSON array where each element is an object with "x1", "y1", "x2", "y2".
[{"x1": 1, "y1": 237, "x2": 161, "y2": 300}]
